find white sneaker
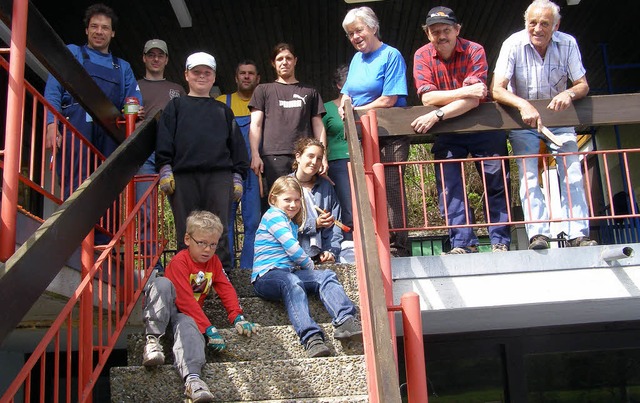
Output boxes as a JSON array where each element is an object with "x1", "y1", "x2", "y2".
[
  {"x1": 184, "y1": 377, "x2": 214, "y2": 403},
  {"x1": 142, "y1": 335, "x2": 165, "y2": 366}
]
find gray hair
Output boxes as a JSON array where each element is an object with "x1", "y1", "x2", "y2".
[
  {"x1": 525, "y1": 0, "x2": 561, "y2": 27},
  {"x1": 342, "y1": 6, "x2": 381, "y2": 40}
]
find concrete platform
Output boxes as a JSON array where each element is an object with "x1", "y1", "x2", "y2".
[{"x1": 391, "y1": 243, "x2": 640, "y2": 335}]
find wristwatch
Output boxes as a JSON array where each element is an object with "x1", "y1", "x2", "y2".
[
  {"x1": 565, "y1": 90, "x2": 576, "y2": 99},
  {"x1": 435, "y1": 109, "x2": 445, "y2": 121}
]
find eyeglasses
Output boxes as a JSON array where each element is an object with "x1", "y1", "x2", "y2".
[
  {"x1": 346, "y1": 26, "x2": 367, "y2": 39},
  {"x1": 189, "y1": 235, "x2": 218, "y2": 250}
]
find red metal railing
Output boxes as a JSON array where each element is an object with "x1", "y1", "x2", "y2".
[
  {"x1": 0, "y1": 0, "x2": 28, "y2": 262},
  {"x1": 0, "y1": 178, "x2": 165, "y2": 402},
  {"x1": 0, "y1": 54, "x2": 119, "y2": 260},
  {"x1": 0, "y1": 18, "x2": 166, "y2": 400},
  {"x1": 358, "y1": 110, "x2": 429, "y2": 402},
  {"x1": 355, "y1": 108, "x2": 640, "y2": 402},
  {"x1": 383, "y1": 148, "x2": 639, "y2": 241}
]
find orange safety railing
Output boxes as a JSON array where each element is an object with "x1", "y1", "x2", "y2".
[
  {"x1": 0, "y1": 55, "x2": 121, "y2": 255},
  {"x1": 358, "y1": 110, "x2": 429, "y2": 402},
  {"x1": 1, "y1": 22, "x2": 167, "y2": 400},
  {"x1": 0, "y1": 178, "x2": 165, "y2": 403},
  {"x1": 355, "y1": 108, "x2": 640, "y2": 402},
  {"x1": 382, "y1": 148, "x2": 639, "y2": 242}
]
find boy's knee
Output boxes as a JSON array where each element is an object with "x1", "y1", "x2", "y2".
[
  {"x1": 174, "y1": 314, "x2": 202, "y2": 338},
  {"x1": 151, "y1": 276, "x2": 173, "y2": 293}
]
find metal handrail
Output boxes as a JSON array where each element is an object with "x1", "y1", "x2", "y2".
[
  {"x1": 0, "y1": 177, "x2": 165, "y2": 402},
  {"x1": 380, "y1": 148, "x2": 640, "y2": 236},
  {"x1": 0, "y1": 55, "x2": 114, "y2": 262}
]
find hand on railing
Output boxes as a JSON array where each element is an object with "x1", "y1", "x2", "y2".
[
  {"x1": 45, "y1": 122, "x2": 61, "y2": 149},
  {"x1": 137, "y1": 105, "x2": 146, "y2": 121}
]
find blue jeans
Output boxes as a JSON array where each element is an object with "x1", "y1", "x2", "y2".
[
  {"x1": 253, "y1": 268, "x2": 357, "y2": 345},
  {"x1": 432, "y1": 131, "x2": 511, "y2": 248},
  {"x1": 135, "y1": 154, "x2": 162, "y2": 271},
  {"x1": 510, "y1": 127, "x2": 589, "y2": 239},
  {"x1": 228, "y1": 170, "x2": 261, "y2": 269},
  {"x1": 328, "y1": 158, "x2": 353, "y2": 242}
]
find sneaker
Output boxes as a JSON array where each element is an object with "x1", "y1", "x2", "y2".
[
  {"x1": 334, "y1": 317, "x2": 363, "y2": 341},
  {"x1": 184, "y1": 376, "x2": 214, "y2": 403},
  {"x1": 142, "y1": 335, "x2": 165, "y2": 366},
  {"x1": 529, "y1": 235, "x2": 550, "y2": 250},
  {"x1": 305, "y1": 333, "x2": 330, "y2": 358},
  {"x1": 491, "y1": 243, "x2": 509, "y2": 252},
  {"x1": 443, "y1": 245, "x2": 479, "y2": 255},
  {"x1": 567, "y1": 236, "x2": 598, "y2": 247}
]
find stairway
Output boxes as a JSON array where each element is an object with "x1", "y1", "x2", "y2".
[{"x1": 110, "y1": 264, "x2": 368, "y2": 402}]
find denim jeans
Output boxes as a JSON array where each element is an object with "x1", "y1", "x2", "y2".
[
  {"x1": 228, "y1": 169, "x2": 261, "y2": 269},
  {"x1": 253, "y1": 268, "x2": 357, "y2": 345},
  {"x1": 432, "y1": 131, "x2": 511, "y2": 247},
  {"x1": 328, "y1": 158, "x2": 353, "y2": 242},
  {"x1": 509, "y1": 127, "x2": 590, "y2": 239}
]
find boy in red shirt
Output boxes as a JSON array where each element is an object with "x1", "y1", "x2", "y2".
[{"x1": 142, "y1": 210, "x2": 259, "y2": 402}]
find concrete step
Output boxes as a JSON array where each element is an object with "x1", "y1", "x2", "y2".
[
  {"x1": 221, "y1": 397, "x2": 368, "y2": 403},
  {"x1": 127, "y1": 323, "x2": 364, "y2": 366},
  {"x1": 225, "y1": 264, "x2": 359, "y2": 298},
  {"x1": 110, "y1": 355, "x2": 367, "y2": 402},
  {"x1": 204, "y1": 292, "x2": 360, "y2": 329}
]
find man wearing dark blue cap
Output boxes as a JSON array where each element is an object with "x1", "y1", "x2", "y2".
[{"x1": 411, "y1": 6, "x2": 511, "y2": 254}]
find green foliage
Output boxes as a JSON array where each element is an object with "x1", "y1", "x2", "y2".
[
  {"x1": 404, "y1": 143, "x2": 520, "y2": 237},
  {"x1": 161, "y1": 196, "x2": 177, "y2": 250}
]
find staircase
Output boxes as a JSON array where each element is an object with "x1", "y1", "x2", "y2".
[{"x1": 110, "y1": 264, "x2": 369, "y2": 402}]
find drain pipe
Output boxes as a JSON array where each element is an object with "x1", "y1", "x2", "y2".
[{"x1": 601, "y1": 246, "x2": 635, "y2": 261}]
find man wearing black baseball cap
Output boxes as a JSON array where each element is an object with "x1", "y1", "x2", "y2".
[
  {"x1": 424, "y1": 6, "x2": 457, "y2": 26},
  {"x1": 411, "y1": 6, "x2": 511, "y2": 254}
]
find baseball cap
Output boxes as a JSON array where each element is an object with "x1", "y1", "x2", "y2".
[
  {"x1": 185, "y1": 52, "x2": 217, "y2": 71},
  {"x1": 424, "y1": 6, "x2": 458, "y2": 27},
  {"x1": 143, "y1": 39, "x2": 168, "y2": 55}
]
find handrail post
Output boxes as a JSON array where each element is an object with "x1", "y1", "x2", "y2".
[
  {"x1": 366, "y1": 109, "x2": 381, "y2": 165},
  {"x1": 401, "y1": 292, "x2": 428, "y2": 402},
  {"x1": 360, "y1": 114, "x2": 377, "y2": 218},
  {"x1": 0, "y1": 0, "x2": 28, "y2": 262},
  {"x1": 79, "y1": 231, "x2": 94, "y2": 403},
  {"x1": 343, "y1": 99, "x2": 401, "y2": 403},
  {"x1": 349, "y1": 164, "x2": 379, "y2": 402},
  {"x1": 373, "y1": 162, "x2": 397, "y2": 362},
  {"x1": 122, "y1": 114, "x2": 137, "y2": 302}
]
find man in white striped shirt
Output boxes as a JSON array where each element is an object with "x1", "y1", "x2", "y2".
[{"x1": 491, "y1": 0, "x2": 597, "y2": 250}]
